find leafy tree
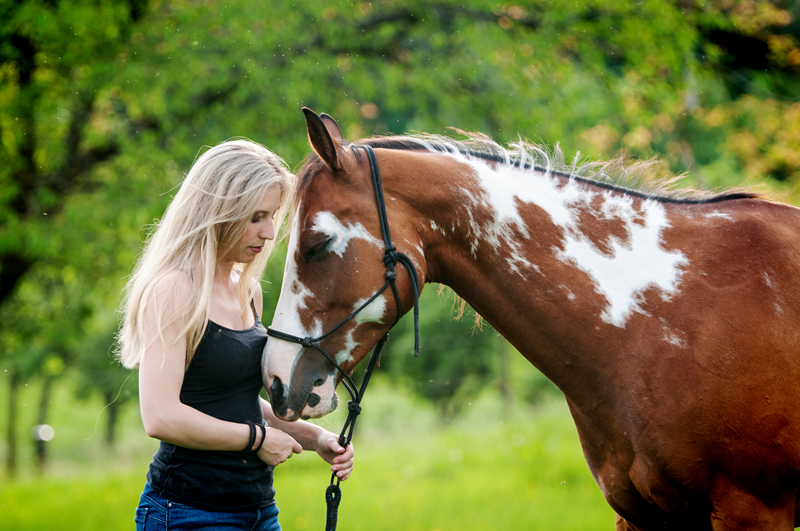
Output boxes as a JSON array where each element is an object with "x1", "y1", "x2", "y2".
[
  {"x1": 1, "y1": 0, "x2": 155, "y2": 475},
  {"x1": 5, "y1": 0, "x2": 800, "y2": 476}
]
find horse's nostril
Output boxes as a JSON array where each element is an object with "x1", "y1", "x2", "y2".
[
  {"x1": 314, "y1": 378, "x2": 324, "y2": 387},
  {"x1": 307, "y1": 393, "x2": 321, "y2": 408},
  {"x1": 270, "y1": 377, "x2": 288, "y2": 417},
  {"x1": 270, "y1": 376, "x2": 282, "y2": 396}
]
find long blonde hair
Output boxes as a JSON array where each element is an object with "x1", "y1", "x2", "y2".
[{"x1": 117, "y1": 140, "x2": 296, "y2": 369}]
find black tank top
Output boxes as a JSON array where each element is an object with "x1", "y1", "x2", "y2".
[{"x1": 146, "y1": 301, "x2": 274, "y2": 510}]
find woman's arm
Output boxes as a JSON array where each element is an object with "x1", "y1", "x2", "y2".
[{"x1": 138, "y1": 272, "x2": 302, "y2": 466}]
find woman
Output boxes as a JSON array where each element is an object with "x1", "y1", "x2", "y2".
[{"x1": 117, "y1": 140, "x2": 353, "y2": 530}]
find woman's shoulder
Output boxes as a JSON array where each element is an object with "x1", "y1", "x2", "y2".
[
  {"x1": 148, "y1": 270, "x2": 194, "y2": 311},
  {"x1": 155, "y1": 270, "x2": 193, "y2": 292}
]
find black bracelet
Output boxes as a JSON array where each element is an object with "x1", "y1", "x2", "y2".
[
  {"x1": 252, "y1": 423, "x2": 267, "y2": 454},
  {"x1": 244, "y1": 421, "x2": 256, "y2": 452}
]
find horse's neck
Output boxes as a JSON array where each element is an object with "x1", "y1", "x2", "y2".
[{"x1": 405, "y1": 153, "x2": 686, "y2": 397}]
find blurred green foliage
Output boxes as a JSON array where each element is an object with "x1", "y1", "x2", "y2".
[{"x1": 3, "y1": 0, "x2": 800, "y2": 478}]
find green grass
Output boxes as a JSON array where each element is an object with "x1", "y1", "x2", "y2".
[{"x1": 0, "y1": 377, "x2": 615, "y2": 530}]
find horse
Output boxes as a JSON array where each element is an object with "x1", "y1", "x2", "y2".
[{"x1": 262, "y1": 107, "x2": 800, "y2": 530}]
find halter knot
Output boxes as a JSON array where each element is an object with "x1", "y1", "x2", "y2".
[
  {"x1": 301, "y1": 337, "x2": 314, "y2": 349},
  {"x1": 347, "y1": 401, "x2": 362, "y2": 415},
  {"x1": 385, "y1": 270, "x2": 396, "y2": 281},
  {"x1": 383, "y1": 247, "x2": 398, "y2": 267}
]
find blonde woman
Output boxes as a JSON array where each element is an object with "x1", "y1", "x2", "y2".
[{"x1": 118, "y1": 140, "x2": 353, "y2": 530}]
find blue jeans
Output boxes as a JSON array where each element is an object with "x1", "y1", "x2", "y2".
[{"x1": 135, "y1": 483, "x2": 281, "y2": 531}]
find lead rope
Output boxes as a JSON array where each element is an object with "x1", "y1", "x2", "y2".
[{"x1": 325, "y1": 333, "x2": 387, "y2": 531}]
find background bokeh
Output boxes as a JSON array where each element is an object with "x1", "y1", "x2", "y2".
[{"x1": 3, "y1": 1, "x2": 800, "y2": 529}]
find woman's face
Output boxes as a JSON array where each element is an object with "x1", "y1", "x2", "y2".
[{"x1": 226, "y1": 185, "x2": 282, "y2": 264}]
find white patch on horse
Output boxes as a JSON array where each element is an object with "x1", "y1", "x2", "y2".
[
  {"x1": 508, "y1": 252, "x2": 539, "y2": 277},
  {"x1": 355, "y1": 294, "x2": 389, "y2": 325},
  {"x1": 704, "y1": 211, "x2": 733, "y2": 221},
  {"x1": 312, "y1": 211, "x2": 382, "y2": 257},
  {"x1": 560, "y1": 285, "x2": 576, "y2": 301},
  {"x1": 334, "y1": 329, "x2": 358, "y2": 366},
  {"x1": 333, "y1": 294, "x2": 389, "y2": 364},
  {"x1": 265, "y1": 209, "x2": 323, "y2": 377},
  {"x1": 763, "y1": 272, "x2": 785, "y2": 316},
  {"x1": 430, "y1": 220, "x2": 446, "y2": 235},
  {"x1": 442, "y1": 152, "x2": 687, "y2": 327},
  {"x1": 661, "y1": 320, "x2": 688, "y2": 349},
  {"x1": 557, "y1": 199, "x2": 686, "y2": 326}
]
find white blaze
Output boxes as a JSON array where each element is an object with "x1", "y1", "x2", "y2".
[{"x1": 264, "y1": 208, "x2": 320, "y2": 380}]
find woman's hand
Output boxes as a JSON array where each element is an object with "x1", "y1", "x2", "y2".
[
  {"x1": 315, "y1": 432, "x2": 355, "y2": 481},
  {"x1": 257, "y1": 427, "x2": 303, "y2": 466}
]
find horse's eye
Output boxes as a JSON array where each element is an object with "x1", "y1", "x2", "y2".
[{"x1": 303, "y1": 239, "x2": 332, "y2": 261}]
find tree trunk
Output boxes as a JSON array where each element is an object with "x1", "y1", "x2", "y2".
[
  {"x1": 35, "y1": 375, "x2": 54, "y2": 474},
  {"x1": 5, "y1": 369, "x2": 19, "y2": 477}
]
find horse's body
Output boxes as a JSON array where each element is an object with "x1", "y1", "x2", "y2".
[{"x1": 262, "y1": 109, "x2": 800, "y2": 530}]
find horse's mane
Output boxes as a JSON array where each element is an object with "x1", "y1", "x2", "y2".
[
  {"x1": 297, "y1": 131, "x2": 760, "y2": 329},
  {"x1": 357, "y1": 131, "x2": 761, "y2": 204}
]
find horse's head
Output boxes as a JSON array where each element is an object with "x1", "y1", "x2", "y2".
[{"x1": 262, "y1": 108, "x2": 423, "y2": 421}]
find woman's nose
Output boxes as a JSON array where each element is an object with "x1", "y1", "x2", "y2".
[{"x1": 259, "y1": 222, "x2": 274, "y2": 240}]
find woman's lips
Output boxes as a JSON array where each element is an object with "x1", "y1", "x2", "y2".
[{"x1": 249, "y1": 246, "x2": 263, "y2": 253}]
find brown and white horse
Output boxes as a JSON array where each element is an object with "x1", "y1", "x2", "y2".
[{"x1": 262, "y1": 108, "x2": 800, "y2": 530}]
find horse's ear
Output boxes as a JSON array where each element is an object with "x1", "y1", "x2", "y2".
[
  {"x1": 303, "y1": 107, "x2": 343, "y2": 171},
  {"x1": 319, "y1": 113, "x2": 345, "y2": 142}
]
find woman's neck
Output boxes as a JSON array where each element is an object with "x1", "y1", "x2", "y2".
[
  {"x1": 210, "y1": 262, "x2": 252, "y2": 329},
  {"x1": 214, "y1": 261, "x2": 237, "y2": 287}
]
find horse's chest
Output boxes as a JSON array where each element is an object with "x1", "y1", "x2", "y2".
[{"x1": 589, "y1": 453, "x2": 709, "y2": 529}]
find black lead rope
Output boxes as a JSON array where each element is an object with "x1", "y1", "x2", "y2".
[
  {"x1": 266, "y1": 145, "x2": 421, "y2": 531},
  {"x1": 324, "y1": 333, "x2": 386, "y2": 531}
]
